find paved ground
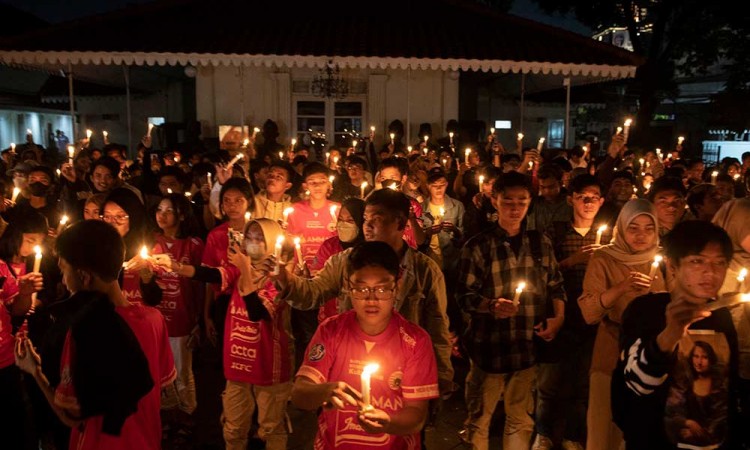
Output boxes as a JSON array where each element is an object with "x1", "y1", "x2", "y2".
[{"x1": 185, "y1": 343, "x2": 505, "y2": 450}]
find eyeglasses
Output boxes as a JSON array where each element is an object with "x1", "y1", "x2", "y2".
[
  {"x1": 349, "y1": 285, "x2": 396, "y2": 301},
  {"x1": 101, "y1": 214, "x2": 130, "y2": 225}
]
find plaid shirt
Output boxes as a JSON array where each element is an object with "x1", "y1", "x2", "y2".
[{"x1": 458, "y1": 222, "x2": 566, "y2": 374}]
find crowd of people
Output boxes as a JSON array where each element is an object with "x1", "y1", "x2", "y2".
[{"x1": 1, "y1": 116, "x2": 750, "y2": 450}]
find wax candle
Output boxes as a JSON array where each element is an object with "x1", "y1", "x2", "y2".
[
  {"x1": 424, "y1": 135, "x2": 429, "y2": 145},
  {"x1": 244, "y1": 211, "x2": 251, "y2": 223},
  {"x1": 86, "y1": 129, "x2": 92, "y2": 140},
  {"x1": 291, "y1": 138, "x2": 297, "y2": 152},
  {"x1": 442, "y1": 158, "x2": 447, "y2": 168},
  {"x1": 11, "y1": 187, "x2": 20, "y2": 203},
  {"x1": 616, "y1": 126, "x2": 623, "y2": 135},
  {"x1": 360, "y1": 181, "x2": 368, "y2": 199},
  {"x1": 272, "y1": 235, "x2": 285, "y2": 275},
  {"x1": 479, "y1": 175, "x2": 485, "y2": 186},
  {"x1": 293, "y1": 237, "x2": 304, "y2": 267},
  {"x1": 328, "y1": 175, "x2": 335, "y2": 184},
  {"x1": 390, "y1": 133, "x2": 395, "y2": 145},
  {"x1": 147, "y1": 123, "x2": 154, "y2": 136},
  {"x1": 31, "y1": 245, "x2": 42, "y2": 302},
  {"x1": 57, "y1": 215, "x2": 69, "y2": 235},
  {"x1": 711, "y1": 171, "x2": 719, "y2": 185},
  {"x1": 407, "y1": 146, "x2": 413, "y2": 154},
  {"x1": 737, "y1": 268, "x2": 748, "y2": 292},
  {"x1": 595, "y1": 225, "x2": 607, "y2": 245},
  {"x1": 449, "y1": 132, "x2": 454, "y2": 145},
  {"x1": 352, "y1": 139, "x2": 358, "y2": 149},
  {"x1": 707, "y1": 293, "x2": 750, "y2": 311},
  {"x1": 677, "y1": 136, "x2": 685, "y2": 146},
  {"x1": 56, "y1": 169, "x2": 61, "y2": 177},
  {"x1": 207, "y1": 172, "x2": 212, "y2": 187},
  {"x1": 279, "y1": 151, "x2": 284, "y2": 160},
  {"x1": 623, "y1": 118, "x2": 633, "y2": 144},
  {"x1": 325, "y1": 152, "x2": 331, "y2": 164},
  {"x1": 140, "y1": 245, "x2": 149, "y2": 260},
  {"x1": 9, "y1": 143, "x2": 15, "y2": 153},
  {"x1": 464, "y1": 148, "x2": 471, "y2": 165},
  {"x1": 648, "y1": 255, "x2": 663, "y2": 279},
  {"x1": 537, "y1": 137, "x2": 545, "y2": 151},
  {"x1": 226, "y1": 152, "x2": 244, "y2": 170},
  {"x1": 67, "y1": 145, "x2": 75, "y2": 164},
  {"x1": 370, "y1": 125, "x2": 375, "y2": 136},
  {"x1": 329, "y1": 205, "x2": 338, "y2": 225},
  {"x1": 360, "y1": 363, "x2": 379, "y2": 409},
  {"x1": 517, "y1": 133, "x2": 524, "y2": 142},
  {"x1": 512, "y1": 281, "x2": 526, "y2": 307},
  {"x1": 253, "y1": 127, "x2": 260, "y2": 136}
]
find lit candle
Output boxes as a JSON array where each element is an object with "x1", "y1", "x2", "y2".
[
  {"x1": 737, "y1": 268, "x2": 748, "y2": 292},
  {"x1": 272, "y1": 235, "x2": 285, "y2": 275},
  {"x1": 517, "y1": 132, "x2": 524, "y2": 142},
  {"x1": 293, "y1": 237, "x2": 304, "y2": 267},
  {"x1": 56, "y1": 169, "x2": 61, "y2": 177},
  {"x1": 595, "y1": 225, "x2": 607, "y2": 245},
  {"x1": 360, "y1": 181, "x2": 368, "y2": 199},
  {"x1": 328, "y1": 175, "x2": 335, "y2": 184},
  {"x1": 616, "y1": 126, "x2": 623, "y2": 135},
  {"x1": 734, "y1": 174, "x2": 741, "y2": 181},
  {"x1": 537, "y1": 137, "x2": 545, "y2": 151},
  {"x1": 244, "y1": 211, "x2": 251, "y2": 223},
  {"x1": 512, "y1": 281, "x2": 526, "y2": 307},
  {"x1": 528, "y1": 161, "x2": 533, "y2": 171},
  {"x1": 226, "y1": 152, "x2": 244, "y2": 170},
  {"x1": 442, "y1": 158, "x2": 447, "y2": 168},
  {"x1": 332, "y1": 156, "x2": 339, "y2": 166},
  {"x1": 388, "y1": 182, "x2": 399, "y2": 191},
  {"x1": 147, "y1": 123, "x2": 154, "y2": 137},
  {"x1": 389, "y1": 133, "x2": 395, "y2": 145},
  {"x1": 639, "y1": 158, "x2": 645, "y2": 168},
  {"x1": 449, "y1": 132, "x2": 454, "y2": 145},
  {"x1": 291, "y1": 138, "x2": 297, "y2": 152},
  {"x1": 711, "y1": 171, "x2": 719, "y2": 184},
  {"x1": 279, "y1": 151, "x2": 285, "y2": 160},
  {"x1": 86, "y1": 129, "x2": 92, "y2": 140},
  {"x1": 436, "y1": 206, "x2": 445, "y2": 225},
  {"x1": 329, "y1": 204, "x2": 338, "y2": 225},
  {"x1": 67, "y1": 145, "x2": 75, "y2": 164},
  {"x1": 656, "y1": 148, "x2": 663, "y2": 163},
  {"x1": 56, "y1": 215, "x2": 69, "y2": 235},
  {"x1": 464, "y1": 148, "x2": 471, "y2": 165},
  {"x1": 9, "y1": 143, "x2": 15, "y2": 153},
  {"x1": 423, "y1": 135, "x2": 429, "y2": 146},
  {"x1": 102, "y1": 130, "x2": 109, "y2": 144},
  {"x1": 490, "y1": 127, "x2": 495, "y2": 135},
  {"x1": 407, "y1": 146, "x2": 413, "y2": 154},
  {"x1": 370, "y1": 125, "x2": 375, "y2": 136},
  {"x1": 31, "y1": 245, "x2": 42, "y2": 302},
  {"x1": 360, "y1": 363, "x2": 379, "y2": 409},
  {"x1": 11, "y1": 187, "x2": 20, "y2": 204},
  {"x1": 26, "y1": 128, "x2": 32, "y2": 136},
  {"x1": 479, "y1": 175, "x2": 485, "y2": 186},
  {"x1": 283, "y1": 207, "x2": 294, "y2": 226},
  {"x1": 352, "y1": 139, "x2": 358, "y2": 149},
  {"x1": 648, "y1": 255, "x2": 663, "y2": 280},
  {"x1": 207, "y1": 172, "x2": 212, "y2": 187},
  {"x1": 623, "y1": 118, "x2": 633, "y2": 144},
  {"x1": 140, "y1": 245, "x2": 149, "y2": 260},
  {"x1": 325, "y1": 152, "x2": 331, "y2": 164},
  {"x1": 253, "y1": 127, "x2": 260, "y2": 136},
  {"x1": 707, "y1": 293, "x2": 750, "y2": 312},
  {"x1": 242, "y1": 138, "x2": 249, "y2": 147},
  {"x1": 185, "y1": 192, "x2": 192, "y2": 199},
  {"x1": 677, "y1": 136, "x2": 685, "y2": 146},
  {"x1": 167, "y1": 188, "x2": 173, "y2": 194}
]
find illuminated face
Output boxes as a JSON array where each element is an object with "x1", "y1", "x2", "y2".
[
  {"x1": 670, "y1": 242, "x2": 728, "y2": 303},
  {"x1": 349, "y1": 265, "x2": 396, "y2": 332},
  {"x1": 92, "y1": 165, "x2": 116, "y2": 193},
  {"x1": 102, "y1": 202, "x2": 130, "y2": 237},
  {"x1": 158, "y1": 176, "x2": 182, "y2": 195},
  {"x1": 495, "y1": 186, "x2": 531, "y2": 226},
  {"x1": 622, "y1": 214, "x2": 656, "y2": 253},
  {"x1": 653, "y1": 190, "x2": 685, "y2": 229},
  {"x1": 19, "y1": 233, "x2": 45, "y2": 258},
  {"x1": 569, "y1": 186, "x2": 604, "y2": 221},
  {"x1": 538, "y1": 177, "x2": 561, "y2": 202},
  {"x1": 304, "y1": 173, "x2": 331, "y2": 200},
  {"x1": 363, "y1": 205, "x2": 401, "y2": 243},
  {"x1": 221, "y1": 189, "x2": 250, "y2": 220},
  {"x1": 83, "y1": 201, "x2": 102, "y2": 221},
  {"x1": 155, "y1": 198, "x2": 178, "y2": 231},
  {"x1": 692, "y1": 346, "x2": 710, "y2": 374},
  {"x1": 427, "y1": 178, "x2": 448, "y2": 200}
]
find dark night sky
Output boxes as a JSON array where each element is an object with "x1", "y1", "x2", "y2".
[{"x1": 3, "y1": 0, "x2": 591, "y2": 35}]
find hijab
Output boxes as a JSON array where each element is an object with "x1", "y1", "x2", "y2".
[
  {"x1": 597, "y1": 198, "x2": 659, "y2": 266},
  {"x1": 339, "y1": 197, "x2": 366, "y2": 250}
]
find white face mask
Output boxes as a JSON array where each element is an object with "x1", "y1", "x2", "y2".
[
  {"x1": 336, "y1": 222, "x2": 359, "y2": 243},
  {"x1": 244, "y1": 242, "x2": 265, "y2": 261}
]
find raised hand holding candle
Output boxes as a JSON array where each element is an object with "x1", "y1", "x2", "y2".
[
  {"x1": 226, "y1": 152, "x2": 244, "y2": 170},
  {"x1": 537, "y1": 137, "x2": 545, "y2": 151},
  {"x1": 11, "y1": 187, "x2": 20, "y2": 204},
  {"x1": 389, "y1": 133, "x2": 395, "y2": 145},
  {"x1": 595, "y1": 225, "x2": 607, "y2": 245},
  {"x1": 648, "y1": 255, "x2": 663, "y2": 280},
  {"x1": 464, "y1": 148, "x2": 471, "y2": 165},
  {"x1": 623, "y1": 118, "x2": 633, "y2": 144},
  {"x1": 360, "y1": 181, "x2": 368, "y2": 199},
  {"x1": 512, "y1": 281, "x2": 525, "y2": 307},
  {"x1": 293, "y1": 237, "x2": 304, "y2": 267},
  {"x1": 272, "y1": 235, "x2": 285, "y2": 275},
  {"x1": 360, "y1": 363, "x2": 379, "y2": 409},
  {"x1": 737, "y1": 268, "x2": 748, "y2": 292},
  {"x1": 517, "y1": 133, "x2": 524, "y2": 142},
  {"x1": 677, "y1": 136, "x2": 685, "y2": 146},
  {"x1": 67, "y1": 145, "x2": 75, "y2": 164},
  {"x1": 147, "y1": 123, "x2": 154, "y2": 137},
  {"x1": 57, "y1": 215, "x2": 69, "y2": 235}
]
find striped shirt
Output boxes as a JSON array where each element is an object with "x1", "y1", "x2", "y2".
[{"x1": 457, "y1": 222, "x2": 566, "y2": 374}]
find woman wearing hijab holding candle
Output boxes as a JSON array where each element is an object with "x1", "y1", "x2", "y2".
[{"x1": 578, "y1": 198, "x2": 664, "y2": 450}]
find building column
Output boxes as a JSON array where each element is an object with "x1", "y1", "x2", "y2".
[{"x1": 368, "y1": 73, "x2": 388, "y2": 148}]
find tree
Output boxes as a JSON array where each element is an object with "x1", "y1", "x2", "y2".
[{"x1": 531, "y1": 0, "x2": 750, "y2": 146}]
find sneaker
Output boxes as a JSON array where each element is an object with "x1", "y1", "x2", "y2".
[
  {"x1": 561, "y1": 439, "x2": 585, "y2": 450},
  {"x1": 531, "y1": 434, "x2": 554, "y2": 450}
]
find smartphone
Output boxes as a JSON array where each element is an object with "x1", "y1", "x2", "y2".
[{"x1": 228, "y1": 229, "x2": 243, "y2": 249}]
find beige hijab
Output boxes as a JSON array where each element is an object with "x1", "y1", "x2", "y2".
[{"x1": 597, "y1": 198, "x2": 659, "y2": 266}]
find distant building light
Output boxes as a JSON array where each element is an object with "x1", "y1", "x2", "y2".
[{"x1": 494, "y1": 120, "x2": 512, "y2": 130}]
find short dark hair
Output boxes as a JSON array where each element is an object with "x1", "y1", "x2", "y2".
[
  {"x1": 426, "y1": 168, "x2": 447, "y2": 184},
  {"x1": 345, "y1": 155, "x2": 367, "y2": 169},
  {"x1": 0, "y1": 212, "x2": 48, "y2": 264},
  {"x1": 648, "y1": 176, "x2": 686, "y2": 201},
  {"x1": 348, "y1": 241, "x2": 400, "y2": 279},
  {"x1": 365, "y1": 189, "x2": 411, "y2": 231},
  {"x1": 378, "y1": 157, "x2": 406, "y2": 178},
  {"x1": 91, "y1": 156, "x2": 121, "y2": 178},
  {"x1": 568, "y1": 174, "x2": 602, "y2": 194},
  {"x1": 570, "y1": 146, "x2": 585, "y2": 158},
  {"x1": 537, "y1": 164, "x2": 562, "y2": 182},
  {"x1": 57, "y1": 220, "x2": 125, "y2": 282},
  {"x1": 686, "y1": 184, "x2": 715, "y2": 217},
  {"x1": 743, "y1": 152, "x2": 750, "y2": 162},
  {"x1": 610, "y1": 170, "x2": 636, "y2": 186},
  {"x1": 501, "y1": 154, "x2": 521, "y2": 164},
  {"x1": 492, "y1": 171, "x2": 533, "y2": 196},
  {"x1": 268, "y1": 161, "x2": 294, "y2": 181},
  {"x1": 157, "y1": 166, "x2": 186, "y2": 189},
  {"x1": 302, "y1": 162, "x2": 329, "y2": 180},
  {"x1": 663, "y1": 220, "x2": 732, "y2": 265},
  {"x1": 480, "y1": 166, "x2": 502, "y2": 182}
]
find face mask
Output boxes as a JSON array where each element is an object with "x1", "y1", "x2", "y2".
[
  {"x1": 29, "y1": 182, "x2": 48, "y2": 197},
  {"x1": 244, "y1": 242, "x2": 265, "y2": 261},
  {"x1": 337, "y1": 222, "x2": 359, "y2": 243}
]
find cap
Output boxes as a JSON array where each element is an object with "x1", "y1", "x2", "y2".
[{"x1": 6, "y1": 160, "x2": 39, "y2": 177}]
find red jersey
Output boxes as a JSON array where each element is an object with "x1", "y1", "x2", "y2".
[
  {"x1": 403, "y1": 199, "x2": 422, "y2": 249},
  {"x1": 121, "y1": 268, "x2": 143, "y2": 305},
  {"x1": 286, "y1": 200, "x2": 339, "y2": 271},
  {"x1": 55, "y1": 303, "x2": 176, "y2": 450},
  {"x1": 151, "y1": 234, "x2": 205, "y2": 337},
  {"x1": 201, "y1": 222, "x2": 233, "y2": 296},
  {"x1": 0, "y1": 261, "x2": 20, "y2": 369},
  {"x1": 220, "y1": 266, "x2": 291, "y2": 385},
  {"x1": 311, "y1": 236, "x2": 344, "y2": 323},
  {"x1": 297, "y1": 310, "x2": 439, "y2": 450}
]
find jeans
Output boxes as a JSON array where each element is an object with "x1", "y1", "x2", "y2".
[
  {"x1": 162, "y1": 336, "x2": 197, "y2": 414},
  {"x1": 463, "y1": 362, "x2": 536, "y2": 450}
]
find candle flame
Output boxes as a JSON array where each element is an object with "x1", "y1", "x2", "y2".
[
  {"x1": 185, "y1": 192, "x2": 192, "y2": 197},
  {"x1": 140, "y1": 246, "x2": 149, "y2": 259},
  {"x1": 291, "y1": 138, "x2": 297, "y2": 146},
  {"x1": 738, "y1": 268, "x2": 748, "y2": 282},
  {"x1": 490, "y1": 128, "x2": 495, "y2": 134},
  {"x1": 407, "y1": 146, "x2": 413, "y2": 152},
  {"x1": 60, "y1": 215, "x2": 69, "y2": 225},
  {"x1": 465, "y1": 148, "x2": 471, "y2": 156},
  {"x1": 439, "y1": 207, "x2": 445, "y2": 216},
  {"x1": 253, "y1": 127, "x2": 260, "y2": 134},
  {"x1": 243, "y1": 138, "x2": 249, "y2": 146},
  {"x1": 361, "y1": 181, "x2": 368, "y2": 189},
  {"x1": 678, "y1": 136, "x2": 685, "y2": 144},
  {"x1": 293, "y1": 237, "x2": 301, "y2": 246},
  {"x1": 538, "y1": 137, "x2": 545, "y2": 143},
  {"x1": 516, "y1": 281, "x2": 526, "y2": 293},
  {"x1": 517, "y1": 133, "x2": 524, "y2": 140},
  {"x1": 362, "y1": 363, "x2": 379, "y2": 377},
  {"x1": 624, "y1": 119, "x2": 633, "y2": 127},
  {"x1": 67, "y1": 145, "x2": 75, "y2": 158},
  {"x1": 26, "y1": 128, "x2": 32, "y2": 135},
  {"x1": 389, "y1": 182, "x2": 398, "y2": 191},
  {"x1": 330, "y1": 205, "x2": 338, "y2": 216},
  {"x1": 86, "y1": 129, "x2": 92, "y2": 138},
  {"x1": 34, "y1": 245, "x2": 42, "y2": 256},
  {"x1": 329, "y1": 175, "x2": 335, "y2": 184},
  {"x1": 244, "y1": 212, "x2": 251, "y2": 221},
  {"x1": 742, "y1": 294, "x2": 750, "y2": 302},
  {"x1": 449, "y1": 132, "x2": 454, "y2": 138},
  {"x1": 283, "y1": 207, "x2": 294, "y2": 217},
  {"x1": 479, "y1": 175, "x2": 485, "y2": 185},
  {"x1": 390, "y1": 133, "x2": 395, "y2": 139},
  {"x1": 167, "y1": 188, "x2": 172, "y2": 194},
  {"x1": 279, "y1": 151, "x2": 284, "y2": 159},
  {"x1": 712, "y1": 171, "x2": 719, "y2": 177},
  {"x1": 276, "y1": 235, "x2": 285, "y2": 245},
  {"x1": 598, "y1": 225, "x2": 607, "y2": 233},
  {"x1": 370, "y1": 126, "x2": 375, "y2": 132}
]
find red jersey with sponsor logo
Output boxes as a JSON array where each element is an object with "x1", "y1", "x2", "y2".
[
  {"x1": 0, "y1": 261, "x2": 20, "y2": 369},
  {"x1": 201, "y1": 222, "x2": 233, "y2": 296},
  {"x1": 286, "y1": 200, "x2": 339, "y2": 272},
  {"x1": 221, "y1": 266, "x2": 291, "y2": 385},
  {"x1": 55, "y1": 303, "x2": 176, "y2": 450},
  {"x1": 151, "y1": 234, "x2": 205, "y2": 337},
  {"x1": 297, "y1": 310, "x2": 439, "y2": 450},
  {"x1": 121, "y1": 268, "x2": 143, "y2": 305}
]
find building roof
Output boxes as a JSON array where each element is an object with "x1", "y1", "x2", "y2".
[{"x1": 0, "y1": 0, "x2": 642, "y2": 78}]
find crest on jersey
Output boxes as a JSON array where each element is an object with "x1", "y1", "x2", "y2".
[
  {"x1": 309, "y1": 343, "x2": 325, "y2": 361},
  {"x1": 388, "y1": 371, "x2": 403, "y2": 391}
]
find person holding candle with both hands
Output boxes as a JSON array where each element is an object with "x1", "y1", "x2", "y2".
[
  {"x1": 291, "y1": 241, "x2": 439, "y2": 449},
  {"x1": 578, "y1": 198, "x2": 664, "y2": 450}
]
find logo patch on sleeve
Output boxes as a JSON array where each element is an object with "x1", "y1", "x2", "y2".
[{"x1": 308, "y1": 343, "x2": 325, "y2": 361}]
